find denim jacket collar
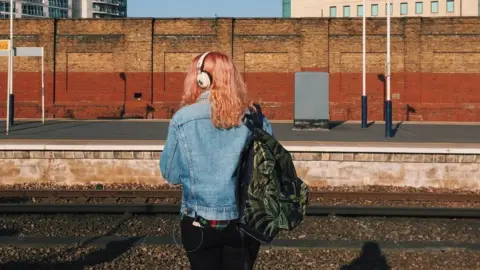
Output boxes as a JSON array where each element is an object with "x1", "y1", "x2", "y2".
[{"x1": 197, "y1": 90, "x2": 211, "y2": 103}]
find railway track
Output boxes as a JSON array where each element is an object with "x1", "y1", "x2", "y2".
[
  {"x1": 0, "y1": 189, "x2": 478, "y2": 218},
  {"x1": 0, "y1": 236, "x2": 479, "y2": 250},
  {"x1": 1, "y1": 190, "x2": 478, "y2": 269},
  {"x1": 0, "y1": 189, "x2": 479, "y2": 202}
]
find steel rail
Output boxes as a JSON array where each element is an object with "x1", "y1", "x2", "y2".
[
  {"x1": 0, "y1": 236, "x2": 478, "y2": 250},
  {"x1": 311, "y1": 191, "x2": 480, "y2": 202},
  {"x1": 0, "y1": 189, "x2": 478, "y2": 202},
  {"x1": 0, "y1": 203, "x2": 479, "y2": 218}
]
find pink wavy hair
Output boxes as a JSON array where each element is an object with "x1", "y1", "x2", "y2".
[{"x1": 181, "y1": 52, "x2": 249, "y2": 129}]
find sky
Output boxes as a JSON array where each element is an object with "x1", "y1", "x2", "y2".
[{"x1": 128, "y1": 0, "x2": 282, "y2": 18}]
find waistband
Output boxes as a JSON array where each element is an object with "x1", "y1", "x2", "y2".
[{"x1": 181, "y1": 203, "x2": 239, "y2": 221}]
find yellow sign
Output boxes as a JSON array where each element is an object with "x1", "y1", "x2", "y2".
[{"x1": 0, "y1": 40, "x2": 10, "y2": 51}]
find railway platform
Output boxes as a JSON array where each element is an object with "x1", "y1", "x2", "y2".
[
  {"x1": 1, "y1": 119, "x2": 480, "y2": 143},
  {"x1": 0, "y1": 119, "x2": 479, "y2": 190}
]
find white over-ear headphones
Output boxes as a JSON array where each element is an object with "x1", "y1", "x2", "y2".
[{"x1": 197, "y1": 52, "x2": 211, "y2": 89}]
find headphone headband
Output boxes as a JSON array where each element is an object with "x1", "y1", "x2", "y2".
[{"x1": 197, "y1": 52, "x2": 210, "y2": 73}]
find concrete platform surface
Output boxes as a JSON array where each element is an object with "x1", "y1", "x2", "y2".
[{"x1": 0, "y1": 120, "x2": 479, "y2": 144}]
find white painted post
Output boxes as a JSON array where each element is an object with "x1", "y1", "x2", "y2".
[
  {"x1": 385, "y1": 0, "x2": 393, "y2": 137},
  {"x1": 386, "y1": 0, "x2": 391, "y2": 103},
  {"x1": 9, "y1": 0, "x2": 14, "y2": 127},
  {"x1": 361, "y1": 0, "x2": 368, "y2": 128},
  {"x1": 9, "y1": 0, "x2": 13, "y2": 98},
  {"x1": 42, "y1": 47, "x2": 45, "y2": 124},
  {"x1": 5, "y1": 40, "x2": 10, "y2": 135},
  {"x1": 362, "y1": 0, "x2": 366, "y2": 98}
]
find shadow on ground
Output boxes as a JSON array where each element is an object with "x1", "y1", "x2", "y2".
[
  {"x1": 0, "y1": 237, "x2": 138, "y2": 270},
  {"x1": 0, "y1": 228, "x2": 19, "y2": 237},
  {"x1": 340, "y1": 241, "x2": 391, "y2": 270},
  {"x1": 0, "y1": 213, "x2": 136, "y2": 270},
  {"x1": 0, "y1": 196, "x2": 32, "y2": 204}
]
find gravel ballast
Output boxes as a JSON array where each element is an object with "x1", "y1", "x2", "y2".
[
  {"x1": 8, "y1": 197, "x2": 480, "y2": 208},
  {"x1": 1, "y1": 214, "x2": 479, "y2": 244},
  {"x1": 0, "y1": 245, "x2": 479, "y2": 270},
  {"x1": 1, "y1": 184, "x2": 480, "y2": 194},
  {"x1": 2, "y1": 184, "x2": 480, "y2": 208},
  {"x1": 1, "y1": 184, "x2": 479, "y2": 269}
]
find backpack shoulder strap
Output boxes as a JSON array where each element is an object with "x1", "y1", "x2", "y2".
[{"x1": 243, "y1": 103, "x2": 264, "y2": 132}]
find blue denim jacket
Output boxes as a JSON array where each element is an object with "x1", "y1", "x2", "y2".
[{"x1": 159, "y1": 91, "x2": 273, "y2": 221}]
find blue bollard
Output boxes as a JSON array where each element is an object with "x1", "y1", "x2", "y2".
[
  {"x1": 9, "y1": 94, "x2": 14, "y2": 126},
  {"x1": 361, "y1": 95, "x2": 368, "y2": 128},
  {"x1": 385, "y1": 100, "x2": 393, "y2": 137}
]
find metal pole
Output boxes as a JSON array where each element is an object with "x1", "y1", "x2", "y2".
[
  {"x1": 6, "y1": 40, "x2": 10, "y2": 136},
  {"x1": 41, "y1": 47, "x2": 45, "y2": 124},
  {"x1": 385, "y1": 0, "x2": 392, "y2": 137},
  {"x1": 361, "y1": 0, "x2": 368, "y2": 128},
  {"x1": 9, "y1": 0, "x2": 14, "y2": 126}
]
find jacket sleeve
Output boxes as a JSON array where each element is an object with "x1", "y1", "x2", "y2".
[
  {"x1": 262, "y1": 116, "x2": 274, "y2": 136},
  {"x1": 251, "y1": 103, "x2": 274, "y2": 136},
  {"x1": 159, "y1": 123, "x2": 183, "y2": 185}
]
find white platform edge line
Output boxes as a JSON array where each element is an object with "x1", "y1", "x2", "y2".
[
  {"x1": 1, "y1": 143, "x2": 480, "y2": 154},
  {"x1": 284, "y1": 146, "x2": 480, "y2": 154}
]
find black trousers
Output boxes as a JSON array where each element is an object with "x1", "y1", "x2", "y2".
[{"x1": 181, "y1": 216, "x2": 261, "y2": 270}]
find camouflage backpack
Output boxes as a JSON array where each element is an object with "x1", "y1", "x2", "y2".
[{"x1": 236, "y1": 104, "x2": 309, "y2": 244}]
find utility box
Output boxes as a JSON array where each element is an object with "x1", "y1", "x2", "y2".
[{"x1": 294, "y1": 72, "x2": 330, "y2": 130}]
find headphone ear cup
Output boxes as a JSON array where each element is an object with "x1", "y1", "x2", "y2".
[{"x1": 197, "y1": 72, "x2": 211, "y2": 89}]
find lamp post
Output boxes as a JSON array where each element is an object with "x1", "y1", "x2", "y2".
[
  {"x1": 9, "y1": 0, "x2": 14, "y2": 126},
  {"x1": 385, "y1": 0, "x2": 392, "y2": 137},
  {"x1": 361, "y1": 0, "x2": 367, "y2": 128}
]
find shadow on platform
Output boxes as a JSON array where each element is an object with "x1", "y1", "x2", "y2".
[
  {"x1": 390, "y1": 121, "x2": 404, "y2": 137},
  {"x1": 328, "y1": 121, "x2": 376, "y2": 130},
  {"x1": 0, "y1": 120, "x2": 97, "y2": 135},
  {"x1": 340, "y1": 241, "x2": 391, "y2": 270},
  {"x1": 329, "y1": 121, "x2": 346, "y2": 129}
]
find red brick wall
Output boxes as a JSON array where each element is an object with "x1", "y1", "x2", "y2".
[{"x1": 0, "y1": 17, "x2": 479, "y2": 121}]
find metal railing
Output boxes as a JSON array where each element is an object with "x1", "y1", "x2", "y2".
[{"x1": 92, "y1": 0, "x2": 126, "y2": 7}]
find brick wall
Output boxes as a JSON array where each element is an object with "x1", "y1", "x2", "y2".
[{"x1": 0, "y1": 17, "x2": 479, "y2": 121}]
